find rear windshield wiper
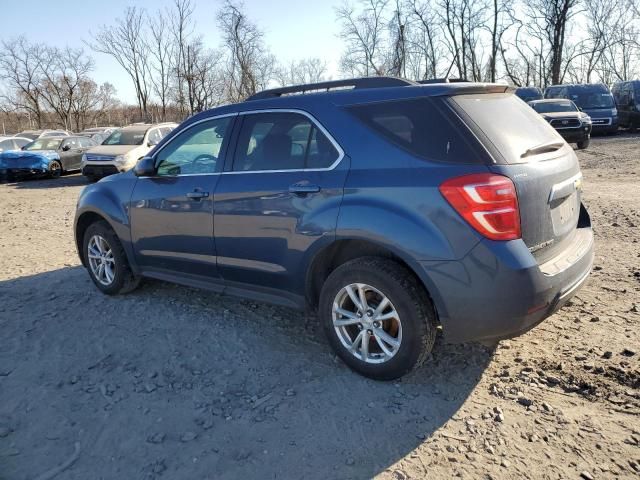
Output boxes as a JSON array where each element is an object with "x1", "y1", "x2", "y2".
[{"x1": 520, "y1": 141, "x2": 564, "y2": 158}]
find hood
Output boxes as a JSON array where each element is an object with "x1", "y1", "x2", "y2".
[
  {"x1": 541, "y1": 112, "x2": 583, "y2": 119},
  {"x1": 0, "y1": 150, "x2": 59, "y2": 168},
  {"x1": 86, "y1": 144, "x2": 143, "y2": 156}
]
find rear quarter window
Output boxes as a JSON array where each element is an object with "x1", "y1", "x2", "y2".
[{"x1": 347, "y1": 97, "x2": 486, "y2": 164}]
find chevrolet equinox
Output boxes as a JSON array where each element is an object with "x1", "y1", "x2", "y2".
[{"x1": 74, "y1": 78, "x2": 594, "y2": 380}]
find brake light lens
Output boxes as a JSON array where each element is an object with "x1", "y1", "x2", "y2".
[{"x1": 439, "y1": 173, "x2": 521, "y2": 241}]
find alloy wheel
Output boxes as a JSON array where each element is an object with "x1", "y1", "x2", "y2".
[
  {"x1": 332, "y1": 283, "x2": 402, "y2": 364},
  {"x1": 87, "y1": 234, "x2": 115, "y2": 286}
]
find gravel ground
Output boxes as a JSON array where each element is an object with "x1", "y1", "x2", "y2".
[{"x1": 0, "y1": 134, "x2": 638, "y2": 480}]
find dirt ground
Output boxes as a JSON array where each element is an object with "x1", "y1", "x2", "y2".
[{"x1": 0, "y1": 134, "x2": 638, "y2": 480}]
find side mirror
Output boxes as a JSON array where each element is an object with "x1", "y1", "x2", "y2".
[
  {"x1": 134, "y1": 156, "x2": 156, "y2": 177},
  {"x1": 62, "y1": 144, "x2": 71, "y2": 151}
]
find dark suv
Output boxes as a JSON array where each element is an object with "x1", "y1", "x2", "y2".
[
  {"x1": 74, "y1": 78, "x2": 594, "y2": 380},
  {"x1": 544, "y1": 83, "x2": 618, "y2": 134},
  {"x1": 529, "y1": 99, "x2": 592, "y2": 149}
]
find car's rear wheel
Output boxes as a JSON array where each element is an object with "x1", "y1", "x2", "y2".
[
  {"x1": 319, "y1": 257, "x2": 437, "y2": 380},
  {"x1": 577, "y1": 137, "x2": 590, "y2": 149},
  {"x1": 49, "y1": 160, "x2": 62, "y2": 178},
  {"x1": 83, "y1": 221, "x2": 140, "y2": 295}
]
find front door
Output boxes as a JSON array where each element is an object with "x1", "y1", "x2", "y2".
[
  {"x1": 214, "y1": 111, "x2": 348, "y2": 295},
  {"x1": 130, "y1": 115, "x2": 234, "y2": 279},
  {"x1": 59, "y1": 138, "x2": 84, "y2": 170}
]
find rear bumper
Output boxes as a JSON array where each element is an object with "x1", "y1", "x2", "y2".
[{"x1": 420, "y1": 210, "x2": 594, "y2": 343}]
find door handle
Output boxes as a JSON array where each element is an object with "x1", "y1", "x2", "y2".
[
  {"x1": 289, "y1": 183, "x2": 321, "y2": 195},
  {"x1": 186, "y1": 190, "x2": 209, "y2": 200}
]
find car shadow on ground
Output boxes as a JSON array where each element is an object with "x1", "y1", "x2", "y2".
[
  {"x1": 0, "y1": 267, "x2": 494, "y2": 480},
  {"x1": 2, "y1": 173, "x2": 90, "y2": 189}
]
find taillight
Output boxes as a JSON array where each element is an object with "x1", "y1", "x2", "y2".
[{"x1": 439, "y1": 173, "x2": 521, "y2": 241}]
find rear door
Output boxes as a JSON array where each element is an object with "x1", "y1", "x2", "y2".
[
  {"x1": 452, "y1": 93, "x2": 583, "y2": 264},
  {"x1": 213, "y1": 110, "x2": 347, "y2": 295}
]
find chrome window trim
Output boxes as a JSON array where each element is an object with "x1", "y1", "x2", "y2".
[
  {"x1": 226, "y1": 108, "x2": 345, "y2": 174},
  {"x1": 145, "y1": 109, "x2": 345, "y2": 178}
]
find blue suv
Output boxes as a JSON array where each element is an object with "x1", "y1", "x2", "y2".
[{"x1": 74, "y1": 78, "x2": 594, "y2": 380}]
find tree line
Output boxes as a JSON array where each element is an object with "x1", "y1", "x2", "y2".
[{"x1": 0, "y1": 0, "x2": 638, "y2": 133}]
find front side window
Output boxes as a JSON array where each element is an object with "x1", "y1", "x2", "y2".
[
  {"x1": 148, "y1": 129, "x2": 162, "y2": 145},
  {"x1": 155, "y1": 117, "x2": 231, "y2": 176},
  {"x1": 62, "y1": 138, "x2": 79, "y2": 150}
]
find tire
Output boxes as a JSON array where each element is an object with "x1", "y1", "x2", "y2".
[
  {"x1": 82, "y1": 220, "x2": 140, "y2": 295},
  {"x1": 49, "y1": 160, "x2": 62, "y2": 178},
  {"x1": 577, "y1": 137, "x2": 590, "y2": 149},
  {"x1": 319, "y1": 257, "x2": 437, "y2": 380}
]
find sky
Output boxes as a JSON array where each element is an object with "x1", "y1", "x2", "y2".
[{"x1": 0, "y1": 0, "x2": 345, "y2": 103}]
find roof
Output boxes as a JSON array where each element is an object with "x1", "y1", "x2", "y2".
[{"x1": 179, "y1": 78, "x2": 513, "y2": 130}]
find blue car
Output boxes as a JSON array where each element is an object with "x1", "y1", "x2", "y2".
[
  {"x1": 0, "y1": 136, "x2": 97, "y2": 180},
  {"x1": 74, "y1": 78, "x2": 594, "y2": 380}
]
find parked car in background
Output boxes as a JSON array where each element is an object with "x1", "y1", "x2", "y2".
[
  {"x1": 0, "y1": 136, "x2": 31, "y2": 153},
  {"x1": 612, "y1": 80, "x2": 640, "y2": 132},
  {"x1": 81, "y1": 123, "x2": 177, "y2": 181},
  {"x1": 17, "y1": 130, "x2": 73, "y2": 141},
  {"x1": 528, "y1": 99, "x2": 592, "y2": 149},
  {"x1": 0, "y1": 135, "x2": 97, "y2": 180},
  {"x1": 515, "y1": 86, "x2": 543, "y2": 102},
  {"x1": 74, "y1": 78, "x2": 593, "y2": 380},
  {"x1": 544, "y1": 83, "x2": 618, "y2": 134}
]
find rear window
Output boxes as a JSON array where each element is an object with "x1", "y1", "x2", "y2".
[
  {"x1": 348, "y1": 97, "x2": 484, "y2": 164},
  {"x1": 453, "y1": 93, "x2": 561, "y2": 164}
]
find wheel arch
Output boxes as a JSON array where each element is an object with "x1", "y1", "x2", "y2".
[{"x1": 304, "y1": 238, "x2": 445, "y2": 325}]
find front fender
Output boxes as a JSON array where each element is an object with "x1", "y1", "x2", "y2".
[{"x1": 74, "y1": 174, "x2": 138, "y2": 271}]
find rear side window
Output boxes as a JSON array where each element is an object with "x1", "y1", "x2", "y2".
[
  {"x1": 453, "y1": 93, "x2": 560, "y2": 164},
  {"x1": 348, "y1": 98, "x2": 483, "y2": 164},
  {"x1": 233, "y1": 112, "x2": 340, "y2": 172}
]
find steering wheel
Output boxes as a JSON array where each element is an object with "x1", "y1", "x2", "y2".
[{"x1": 193, "y1": 154, "x2": 216, "y2": 165}]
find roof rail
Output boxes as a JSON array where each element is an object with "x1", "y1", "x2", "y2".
[
  {"x1": 246, "y1": 76, "x2": 417, "y2": 101},
  {"x1": 418, "y1": 78, "x2": 470, "y2": 84}
]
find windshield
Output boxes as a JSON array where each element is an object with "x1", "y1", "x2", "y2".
[
  {"x1": 24, "y1": 138, "x2": 62, "y2": 151},
  {"x1": 569, "y1": 92, "x2": 614, "y2": 109},
  {"x1": 103, "y1": 129, "x2": 146, "y2": 146},
  {"x1": 532, "y1": 101, "x2": 578, "y2": 113}
]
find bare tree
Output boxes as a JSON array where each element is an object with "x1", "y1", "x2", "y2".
[
  {"x1": 0, "y1": 37, "x2": 45, "y2": 128},
  {"x1": 408, "y1": 0, "x2": 444, "y2": 80},
  {"x1": 336, "y1": 0, "x2": 390, "y2": 76},
  {"x1": 275, "y1": 58, "x2": 329, "y2": 86},
  {"x1": 89, "y1": 7, "x2": 152, "y2": 119},
  {"x1": 526, "y1": 0, "x2": 581, "y2": 85},
  {"x1": 218, "y1": 1, "x2": 271, "y2": 102},
  {"x1": 149, "y1": 10, "x2": 173, "y2": 121}
]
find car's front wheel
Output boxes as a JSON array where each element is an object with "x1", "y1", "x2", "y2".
[
  {"x1": 577, "y1": 137, "x2": 590, "y2": 149},
  {"x1": 319, "y1": 257, "x2": 437, "y2": 380},
  {"x1": 49, "y1": 160, "x2": 62, "y2": 178},
  {"x1": 83, "y1": 221, "x2": 140, "y2": 295}
]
